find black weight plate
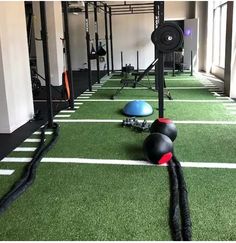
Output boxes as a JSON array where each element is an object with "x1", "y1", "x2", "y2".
[{"x1": 151, "y1": 22, "x2": 183, "y2": 53}]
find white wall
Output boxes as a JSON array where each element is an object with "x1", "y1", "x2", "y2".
[
  {"x1": 184, "y1": 18, "x2": 198, "y2": 70},
  {"x1": 165, "y1": 1, "x2": 195, "y2": 20},
  {"x1": 0, "y1": 2, "x2": 34, "y2": 133},
  {"x1": 46, "y1": 2, "x2": 64, "y2": 86},
  {"x1": 33, "y1": 1, "x2": 64, "y2": 86},
  {"x1": 68, "y1": 1, "x2": 195, "y2": 71},
  {"x1": 68, "y1": 11, "x2": 107, "y2": 71},
  {"x1": 195, "y1": 1, "x2": 208, "y2": 71}
]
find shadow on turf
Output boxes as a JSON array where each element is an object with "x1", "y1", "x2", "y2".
[{"x1": 123, "y1": 143, "x2": 147, "y2": 161}]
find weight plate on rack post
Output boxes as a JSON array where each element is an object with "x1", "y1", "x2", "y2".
[{"x1": 151, "y1": 22, "x2": 184, "y2": 53}]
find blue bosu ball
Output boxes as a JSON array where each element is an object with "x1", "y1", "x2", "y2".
[{"x1": 123, "y1": 100, "x2": 153, "y2": 117}]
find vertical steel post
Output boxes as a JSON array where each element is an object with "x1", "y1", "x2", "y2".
[
  {"x1": 190, "y1": 50, "x2": 193, "y2": 76},
  {"x1": 172, "y1": 52, "x2": 176, "y2": 77},
  {"x1": 104, "y1": 4, "x2": 110, "y2": 75},
  {"x1": 137, "y1": 50, "x2": 139, "y2": 72},
  {"x1": 109, "y1": 8, "x2": 114, "y2": 72},
  {"x1": 85, "y1": 2, "x2": 92, "y2": 91},
  {"x1": 62, "y1": 1, "x2": 74, "y2": 109},
  {"x1": 121, "y1": 51, "x2": 123, "y2": 70},
  {"x1": 39, "y1": 2, "x2": 53, "y2": 127},
  {"x1": 94, "y1": 2, "x2": 100, "y2": 83},
  {"x1": 154, "y1": 1, "x2": 165, "y2": 118}
]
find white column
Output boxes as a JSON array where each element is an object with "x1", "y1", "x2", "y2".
[
  {"x1": 33, "y1": 1, "x2": 64, "y2": 86},
  {"x1": 228, "y1": 2, "x2": 236, "y2": 98},
  {"x1": 0, "y1": 2, "x2": 34, "y2": 133}
]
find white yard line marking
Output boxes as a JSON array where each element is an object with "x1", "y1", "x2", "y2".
[
  {"x1": 208, "y1": 89, "x2": 221, "y2": 92},
  {"x1": 81, "y1": 94, "x2": 93, "y2": 96},
  {"x1": 54, "y1": 119, "x2": 236, "y2": 125},
  {"x1": 84, "y1": 91, "x2": 96, "y2": 94},
  {"x1": 211, "y1": 93, "x2": 221, "y2": 97},
  {"x1": 60, "y1": 110, "x2": 76, "y2": 113},
  {"x1": 224, "y1": 103, "x2": 236, "y2": 106},
  {"x1": 74, "y1": 106, "x2": 80, "y2": 109},
  {"x1": 55, "y1": 114, "x2": 71, "y2": 118},
  {"x1": 14, "y1": 147, "x2": 36, "y2": 152},
  {"x1": 0, "y1": 169, "x2": 15, "y2": 175},
  {"x1": 25, "y1": 138, "x2": 41, "y2": 142},
  {"x1": 33, "y1": 131, "x2": 52, "y2": 135},
  {"x1": 215, "y1": 96, "x2": 227, "y2": 98},
  {"x1": 73, "y1": 102, "x2": 83, "y2": 104},
  {"x1": 2, "y1": 157, "x2": 236, "y2": 169},
  {"x1": 78, "y1": 97, "x2": 90, "y2": 99},
  {"x1": 75, "y1": 99, "x2": 234, "y2": 103},
  {"x1": 226, "y1": 107, "x2": 236, "y2": 110}
]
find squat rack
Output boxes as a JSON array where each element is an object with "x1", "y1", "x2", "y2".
[
  {"x1": 108, "y1": 1, "x2": 164, "y2": 118},
  {"x1": 84, "y1": 1, "x2": 114, "y2": 91}
]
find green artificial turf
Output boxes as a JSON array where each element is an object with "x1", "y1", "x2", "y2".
[
  {"x1": 89, "y1": 89, "x2": 218, "y2": 100},
  {"x1": 70, "y1": 100, "x2": 236, "y2": 121},
  {"x1": 2, "y1": 73, "x2": 236, "y2": 241},
  {"x1": 7, "y1": 123, "x2": 236, "y2": 163},
  {"x1": 104, "y1": 78, "x2": 204, "y2": 87},
  {"x1": 0, "y1": 163, "x2": 170, "y2": 241},
  {"x1": 184, "y1": 168, "x2": 236, "y2": 241},
  {"x1": 0, "y1": 163, "x2": 236, "y2": 240}
]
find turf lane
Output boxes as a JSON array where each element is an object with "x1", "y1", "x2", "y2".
[
  {"x1": 69, "y1": 101, "x2": 236, "y2": 121},
  {"x1": 7, "y1": 123, "x2": 236, "y2": 164},
  {"x1": 91, "y1": 89, "x2": 219, "y2": 100},
  {"x1": 104, "y1": 79, "x2": 205, "y2": 87},
  {"x1": 0, "y1": 163, "x2": 170, "y2": 241},
  {"x1": 0, "y1": 163, "x2": 236, "y2": 240}
]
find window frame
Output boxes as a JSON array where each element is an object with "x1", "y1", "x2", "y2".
[{"x1": 212, "y1": 1, "x2": 227, "y2": 69}]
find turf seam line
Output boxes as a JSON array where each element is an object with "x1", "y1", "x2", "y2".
[
  {"x1": 53, "y1": 119, "x2": 236, "y2": 124},
  {"x1": 75, "y1": 99, "x2": 234, "y2": 103},
  {"x1": 2, "y1": 157, "x2": 236, "y2": 169}
]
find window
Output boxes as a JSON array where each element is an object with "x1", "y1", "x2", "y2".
[{"x1": 213, "y1": 1, "x2": 227, "y2": 68}]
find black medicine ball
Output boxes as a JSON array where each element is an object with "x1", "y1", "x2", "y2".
[
  {"x1": 150, "y1": 118, "x2": 177, "y2": 142},
  {"x1": 143, "y1": 133, "x2": 173, "y2": 164}
]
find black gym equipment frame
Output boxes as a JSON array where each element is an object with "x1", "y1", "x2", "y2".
[
  {"x1": 62, "y1": 1, "x2": 75, "y2": 109},
  {"x1": 104, "y1": 3, "x2": 110, "y2": 75},
  {"x1": 154, "y1": 1, "x2": 165, "y2": 118},
  {"x1": 84, "y1": 2, "x2": 112, "y2": 87},
  {"x1": 109, "y1": 7, "x2": 114, "y2": 72},
  {"x1": 85, "y1": 2, "x2": 93, "y2": 91},
  {"x1": 40, "y1": 1, "x2": 53, "y2": 128},
  {"x1": 94, "y1": 1, "x2": 100, "y2": 84}
]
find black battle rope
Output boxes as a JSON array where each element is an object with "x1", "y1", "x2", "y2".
[
  {"x1": 0, "y1": 122, "x2": 59, "y2": 214},
  {"x1": 168, "y1": 156, "x2": 192, "y2": 241},
  {"x1": 172, "y1": 156, "x2": 192, "y2": 240}
]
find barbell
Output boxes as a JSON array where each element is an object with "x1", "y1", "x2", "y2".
[{"x1": 151, "y1": 22, "x2": 184, "y2": 53}]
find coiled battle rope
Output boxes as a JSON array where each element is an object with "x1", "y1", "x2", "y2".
[
  {"x1": 168, "y1": 156, "x2": 192, "y2": 241},
  {"x1": 0, "y1": 122, "x2": 59, "y2": 214}
]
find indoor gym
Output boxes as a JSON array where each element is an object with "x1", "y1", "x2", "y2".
[{"x1": 0, "y1": 0, "x2": 236, "y2": 241}]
